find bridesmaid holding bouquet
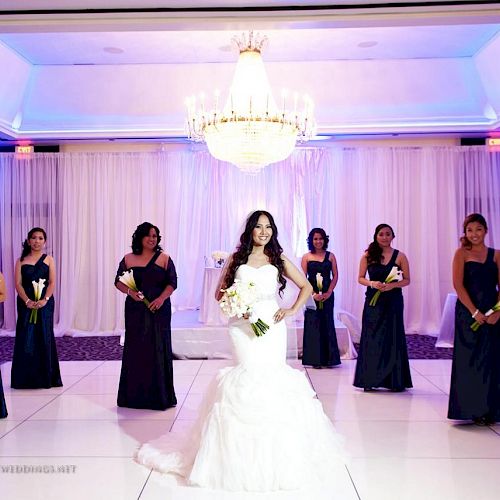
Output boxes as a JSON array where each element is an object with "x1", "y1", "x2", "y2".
[
  {"x1": 301, "y1": 228, "x2": 341, "y2": 368},
  {"x1": 354, "y1": 224, "x2": 412, "y2": 392},
  {"x1": 11, "y1": 228, "x2": 62, "y2": 389},
  {"x1": 448, "y1": 213, "x2": 500, "y2": 425},
  {"x1": 115, "y1": 222, "x2": 177, "y2": 410}
]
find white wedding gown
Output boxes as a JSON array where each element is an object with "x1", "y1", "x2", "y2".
[{"x1": 136, "y1": 264, "x2": 345, "y2": 493}]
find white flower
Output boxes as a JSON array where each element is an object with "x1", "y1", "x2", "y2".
[
  {"x1": 316, "y1": 273, "x2": 323, "y2": 290},
  {"x1": 219, "y1": 279, "x2": 258, "y2": 318},
  {"x1": 32, "y1": 278, "x2": 46, "y2": 300},
  {"x1": 211, "y1": 251, "x2": 229, "y2": 261},
  {"x1": 29, "y1": 278, "x2": 46, "y2": 323},
  {"x1": 219, "y1": 279, "x2": 269, "y2": 336},
  {"x1": 386, "y1": 266, "x2": 403, "y2": 283},
  {"x1": 369, "y1": 266, "x2": 403, "y2": 307},
  {"x1": 118, "y1": 269, "x2": 137, "y2": 290},
  {"x1": 118, "y1": 269, "x2": 150, "y2": 306}
]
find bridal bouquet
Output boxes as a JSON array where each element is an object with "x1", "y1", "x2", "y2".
[
  {"x1": 118, "y1": 270, "x2": 150, "y2": 307},
  {"x1": 369, "y1": 266, "x2": 403, "y2": 306},
  {"x1": 212, "y1": 251, "x2": 229, "y2": 268},
  {"x1": 219, "y1": 279, "x2": 269, "y2": 337},
  {"x1": 316, "y1": 272, "x2": 324, "y2": 310},
  {"x1": 29, "y1": 278, "x2": 46, "y2": 324},
  {"x1": 471, "y1": 300, "x2": 500, "y2": 331}
]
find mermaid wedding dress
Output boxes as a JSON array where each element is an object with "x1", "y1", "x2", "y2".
[{"x1": 136, "y1": 264, "x2": 344, "y2": 492}]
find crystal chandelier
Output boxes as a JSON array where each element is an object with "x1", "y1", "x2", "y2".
[{"x1": 186, "y1": 32, "x2": 316, "y2": 174}]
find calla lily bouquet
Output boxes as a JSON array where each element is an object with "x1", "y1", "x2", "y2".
[
  {"x1": 316, "y1": 272, "x2": 324, "y2": 310},
  {"x1": 369, "y1": 266, "x2": 403, "y2": 306},
  {"x1": 471, "y1": 300, "x2": 500, "y2": 331},
  {"x1": 219, "y1": 279, "x2": 269, "y2": 337},
  {"x1": 118, "y1": 270, "x2": 150, "y2": 307},
  {"x1": 29, "y1": 278, "x2": 46, "y2": 324}
]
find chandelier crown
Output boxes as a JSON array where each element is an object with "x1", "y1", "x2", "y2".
[
  {"x1": 232, "y1": 31, "x2": 267, "y2": 54},
  {"x1": 186, "y1": 31, "x2": 316, "y2": 174}
]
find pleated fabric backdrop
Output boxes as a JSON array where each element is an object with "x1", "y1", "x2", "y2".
[{"x1": 0, "y1": 146, "x2": 498, "y2": 336}]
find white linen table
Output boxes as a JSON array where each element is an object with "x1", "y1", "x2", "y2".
[
  {"x1": 199, "y1": 267, "x2": 228, "y2": 326},
  {"x1": 435, "y1": 292, "x2": 457, "y2": 348}
]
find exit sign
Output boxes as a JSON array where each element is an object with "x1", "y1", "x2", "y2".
[{"x1": 15, "y1": 145, "x2": 34, "y2": 154}]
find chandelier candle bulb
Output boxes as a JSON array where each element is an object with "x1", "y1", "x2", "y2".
[
  {"x1": 200, "y1": 93, "x2": 206, "y2": 117},
  {"x1": 281, "y1": 89, "x2": 287, "y2": 115}
]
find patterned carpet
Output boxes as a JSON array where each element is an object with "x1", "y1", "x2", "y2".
[{"x1": 0, "y1": 334, "x2": 452, "y2": 363}]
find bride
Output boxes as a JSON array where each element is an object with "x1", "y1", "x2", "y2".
[{"x1": 136, "y1": 210, "x2": 345, "y2": 492}]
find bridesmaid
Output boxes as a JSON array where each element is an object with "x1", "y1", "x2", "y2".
[
  {"x1": 301, "y1": 228, "x2": 341, "y2": 368},
  {"x1": 448, "y1": 213, "x2": 500, "y2": 425},
  {"x1": 0, "y1": 271, "x2": 7, "y2": 418},
  {"x1": 115, "y1": 222, "x2": 177, "y2": 410},
  {"x1": 353, "y1": 223, "x2": 412, "y2": 392},
  {"x1": 11, "y1": 228, "x2": 62, "y2": 389}
]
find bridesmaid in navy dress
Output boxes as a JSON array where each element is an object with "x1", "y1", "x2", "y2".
[
  {"x1": 0, "y1": 271, "x2": 7, "y2": 417},
  {"x1": 448, "y1": 213, "x2": 500, "y2": 425},
  {"x1": 11, "y1": 228, "x2": 62, "y2": 389},
  {"x1": 115, "y1": 222, "x2": 177, "y2": 410},
  {"x1": 301, "y1": 228, "x2": 341, "y2": 368},
  {"x1": 354, "y1": 224, "x2": 412, "y2": 392}
]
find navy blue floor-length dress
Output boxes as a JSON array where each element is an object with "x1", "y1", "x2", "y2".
[
  {"x1": 11, "y1": 254, "x2": 62, "y2": 389},
  {"x1": 448, "y1": 247, "x2": 500, "y2": 421},
  {"x1": 0, "y1": 372, "x2": 7, "y2": 418},
  {"x1": 353, "y1": 249, "x2": 412, "y2": 391},
  {"x1": 115, "y1": 251, "x2": 177, "y2": 410},
  {"x1": 302, "y1": 252, "x2": 341, "y2": 367}
]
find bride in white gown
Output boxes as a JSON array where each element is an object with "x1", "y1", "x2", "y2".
[{"x1": 136, "y1": 211, "x2": 345, "y2": 493}]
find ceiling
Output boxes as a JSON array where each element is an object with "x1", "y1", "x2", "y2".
[
  {"x1": 0, "y1": 1, "x2": 500, "y2": 142},
  {"x1": 1, "y1": 25, "x2": 499, "y2": 65},
  {"x1": 0, "y1": 1, "x2": 492, "y2": 10}
]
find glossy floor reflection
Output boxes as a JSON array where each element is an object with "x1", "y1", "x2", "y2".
[{"x1": 0, "y1": 359, "x2": 499, "y2": 500}]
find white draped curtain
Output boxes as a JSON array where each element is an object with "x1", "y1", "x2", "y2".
[{"x1": 0, "y1": 146, "x2": 498, "y2": 336}]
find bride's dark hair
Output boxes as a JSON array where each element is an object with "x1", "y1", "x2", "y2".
[{"x1": 224, "y1": 210, "x2": 286, "y2": 296}]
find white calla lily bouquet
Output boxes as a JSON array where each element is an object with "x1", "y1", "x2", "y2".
[
  {"x1": 219, "y1": 279, "x2": 269, "y2": 337},
  {"x1": 316, "y1": 272, "x2": 324, "y2": 310},
  {"x1": 29, "y1": 278, "x2": 46, "y2": 324},
  {"x1": 119, "y1": 270, "x2": 150, "y2": 307},
  {"x1": 369, "y1": 266, "x2": 403, "y2": 306}
]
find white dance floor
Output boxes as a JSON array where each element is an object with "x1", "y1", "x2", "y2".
[{"x1": 1, "y1": 359, "x2": 500, "y2": 500}]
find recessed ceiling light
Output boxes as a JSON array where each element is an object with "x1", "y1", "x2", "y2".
[
  {"x1": 103, "y1": 46, "x2": 124, "y2": 54},
  {"x1": 358, "y1": 41, "x2": 378, "y2": 48}
]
